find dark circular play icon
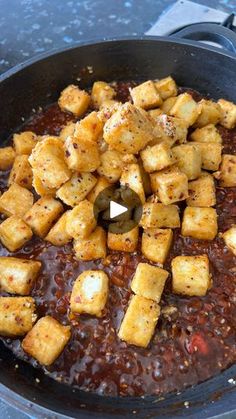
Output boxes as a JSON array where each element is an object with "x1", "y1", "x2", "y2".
[{"x1": 93, "y1": 185, "x2": 143, "y2": 234}]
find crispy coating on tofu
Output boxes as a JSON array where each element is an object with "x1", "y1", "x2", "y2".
[
  {"x1": 142, "y1": 228, "x2": 173, "y2": 264},
  {"x1": 182, "y1": 207, "x2": 218, "y2": 240},
  {"x1": 222, "y1": 226, "x2": 236, "y2": 256},
  {"x1": 172, "y1": 255, "x2": 211, "y2": 296},
  {"x1": 120, "y1": 163, "x2": 145, "y2": 204},
  {"x1": 161, "y1": 97, "x2": 178, "y2": 114},
  {"x1": 56, "y1": 173, "x2": 97, "y2": 206},
  {"x1": 0, "y1": 147, "x2": 15, "y2": 170},
  {"x1": 0, "y1": 184, "x2": 34, "y2": 217},
  {"x1": 130, "y1": 80, "x2": 162, "y2": 109},
  {"x1": 97, "y1": 149, "x2": 124, "y2": 183},
  {"x1": 45, "y1": 211, "x2": 72, "y2": 246},
  {"x1": 216, "y1": 154, "x2": 236, "y2": 187},
  {"x1": 24, "y1": 197, "x2": 63, "y2": 238},
  {"x1": 150, "y1": 170, "x2": 188, "y2": 205},
  {"x1": 170, "y1": 93, "x2": 200, "y2": 126},
  {"x1": 64, "y1": 136, "x2": 100, "y2": 172},
  {"x1": 32, "y1": 172, "x2": 56, "y2": 197},
  {"x1": 74, "y1": 226, "x2": 106, "y2": 260},
  {"x1": 0, "y1": 216, "x2": 33, "y2": 252},
  {"x1": 187, "y1": 174, "x2": 216, "y2": 207},
  {"x1": 107, "y1": 226, "x2": 139, "y2": 252},
  {"x1": 60, "y1": 122, "x2": 76, "y2": 141},
  {"x1": 140, "y1": 203, "x2": 180, "y2": 229},
  {"x1": 8, "y1": 154, "x2": 33, "y2": 189},
  {"x1": 141, "y1": 142, "x2": 176, "y2": 173},
  {"x1": 131, "y1": 262, "x2": 169, "y2": 302},
  {"x1": 70, "y1": 270, "x2": 109, "y2": 317},
  {"x1": 194, "y1": 142, "x2": 222, "y2": 171},
  {"x1": 218, "y1": 98, "x2": 236, "y2": 129},
  {"x1": 22, "y1": 316, "x2": 71, "y2": 366},
  {"x1": 154, "y1": 76, "x2": 178, "y2": 100},
  {"x1": 87, "y1": 176, "x2": 111, "y2": 204},
  {"x1": 152, "y1": 114, "x2": 188, "y2": 146},
  {"x1": 0, "y1": 296, "x2": 36, "y2": 337},
  {"x1": 58, "y1": 84, "x2": 90, "y2": 116},
  {"x1": 195, "y1": 99, "x2": 222, "y2": 128},
  {"x1": 13, "y1": 131, "x2": 38, "y2": 155},
  {"x1": 74, "y1": 111, "x2": 104, "y2": 142},
  {"x1": 190, "y1": 124, "x2": 222, "y2": 144},
  {"x1": 172, "y1": 144, "x2": 202, "y2": 180},
  {"x1": 66, "y1": 200, "x2": 96, "y2": 239},
  {"x1": 91, "y1": 81, "x2": 116, "y2": 108},
  {"x1": 0, "y1": 257, "x2": 41, "y2": 295}
]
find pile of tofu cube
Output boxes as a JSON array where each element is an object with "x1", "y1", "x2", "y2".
[{"x1": 0, "y1": 76, "x2": 236, "y2": 364}]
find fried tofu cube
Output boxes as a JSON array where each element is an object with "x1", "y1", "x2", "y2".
[
  {"x1": 172, "y1": 255, "x2": 211, "y2": 296},
  {"x1": 170, "y1": 93, "x2": 200, "y2": 126},
  {"x1": 148, "y1": 108, "x2": 164, "y2": 119},
  {"x1": 13, "y1": 131, "x2": 38, "y2": 155},
  {"x1": 45, "y1": 211, "x2": 72, "y2": 246},
  {"x1": 103, "y1": 103, "x2": 154, "y2": 154},
  {"x1": 70, "y1": 270, "x2": 109, "y2": 317},
  {"x1": 0, "y1": 147, "x2": 15, "y2": 170},
  {"x1": 161, "y1": 96, "x2": 178, "y2": 114},
  {"x1": 8, "y1": 155, "x2": 33, "y2": 189},
  {"x1": 22, "y1": 316, "x2": 71, "y2": 366},
  {"x1": 190, "y1": 124, "x2": 222, "y2": 144},
  {"x1": 141, "y1": 228, "x2": 173, "y2": 264},
  {"x1": 0, "y1": 297, "x2": 36, "y2": 337},
  {"x1": 151, "y1": 170, "x2": 188, "y2": 205},
  {"x1": 131, "y1": 262, "x2": 168, "y2": 302},
  {"x1": 195, "y1": 99, "x2": 221, "y2": 128},
  {"x1": 172, "y1": 144, "x2": 202, "y2": 180},
  {"x1": 140, "y1": 142, "x2": 176, "y2": 173},
  {"x1": 87, "y1": 176, "x2": 111, "y2": 204},
  {"x1": 153, "y1": 114, "x2": 188, "y2": 146},
  {"x1": 56, "y1": 173, "x2": 97, "y2": 207},
  {"x1": 74, "y1": 226, "x2": 106, "y2": 260},
  {"x1": 66, "y1": 200, "x2": 96, "y2": 239},
  {"x1": 130, "y1": 80, "x2": 162, "y2": 109},
  {"x1": 0, "y1": 184, "x2": 33, "y2": 217},
  {"x1": 24, "y1": 197, "x2": 63, "y2": 238},
  {"x1": 217, "y1": 154, "x2": 236, "y2": 187},
  {"x1": 29, "y1": 136, "x2": 71, "y2": 189},
  {"x1": 32, "y1": 172, "x2": 56, "y2": 197},
  {"x1": 58, "y1": 84, "x2": 90, "y2": 116},
  {"x1": 0, "y1": 257, "x2": 41, "y2": 295},
  {"x1": 74, "y1": 111, "x2": 104, "y2": 142},
  {"x1": 155, "y1": 76, "x2": 178, "y2": 100},
  {"x1": 222, "y1": 226, "x2": 236, "y2": 256},
  {"x1": 194, "y1": 142, "x2": 222, "y2": 171},
  {"x1": 91, "y1": 81, "x2": 116, "y2": 108},
  {"x1": 218, "y1": 98, "x2": 236, "y2": 129},
  {"x1": 140, "y1": 203, "x2": 180, "y2": 229},
  {"x1": 107, "y1": 226, "x2": 139, "y2": 252},
  {"x1": 118, "y1": 295, "x2": 160, "y2": 348},
  {"x1": 182, "y1": 207, "x2": 218, "y2": 240},
  {"x1": 187, "y1": 174, "x2": 216, "y2": 207},
  {"x1": 120, "y1": 163, "x2": 145, "y2": 204},
  {"x1": 64, "y1": 136, "x2": 100, "y2": 172},
  {"x1": 60, "y1": 122, "x2": 76, "y2": 141},
  {"x1": 97, "y1": 149, "x2": 123, "y2": 183},
  {"x1": 0, "y1": 216, "x2": 33, "y2": 251}
]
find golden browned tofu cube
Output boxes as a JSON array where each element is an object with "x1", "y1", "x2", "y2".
[
  {"x1": 155, "y1": 76, "x2": 178, "y2": 100},
  {"x1": 58, "y1": 84, "x2": 90, "y2": 116},
  {"x1": 131, "y1": 262, "x2": 168, "y2": 302},
  {"x1": 97, "y1": 149, "x2": 123, "y2": 183},
  {"x1": 22, "y1": 316, "x2": 71, "y2": 366},
  {"x1": 24, "y1": 197, "x2": 63, "y2": 238},
  {"x1": 222, "y1": 226, "x2": 236, "y2": 255},
  {"x1": 141, "y1": 228, "x2": 173, "y2": 264},
  {"x1": 45, "y1": 211, "x2": 72, "y2": 246},
  {"x1": 103, "y1": 103, "x2": 154, "y2": 154},
  {"x1": 140, "y1": 203, "x2": 180, "y2": 229},
  {"x1": 13, "y1": 131, "x2": 38, "y2": 155},
  {"x1": 70, "y1": 270, "x2": 109, "y2": 316},
  {"x1": 0, "y1": 297, "x2": 36, "y2": 336},
  {"x1": 195, "y1": 99, "x2": 221, "y2": 128},
  {"x1": 172, "y1": 143, "x2": 202, "y2": 180},
  {"x1": 74, "y1": 226, "x2": 106, "y2": 260},
  {"x1": 218, "y1": 154, "x2": 236, "y2": 187},
  {"x1": 118, "y1": 295, "x2": 160, "y2": 348},
  {"x1": 172, "y1": 255, "x2": 211, "y2": 296},
  {"x1": 0, "y1": 257, "x2": 41, "y2": 295},
  {"x1": 64, "y1": 136, "x2": 100, "y2": 172},
  {"x1": 218, "y1": 98, "x2": 236, "y2": 129},
  {"x1": 107, "y1": 226, "x2": 139, "y2": 252},
  {"x1": 170, "y1": 93, "x2": 200, "y2": 126},
  {"x1": 0, "y1": 184, "x2": 33, "y2": 217},
  {"x1": 130, "y1": 80, "x2": 162, "y2": 109},
  {"x1": 60, "y1": 122, "x2": 76, "y2": 141},
  {"x1": 66, "y1": 200, "x2": 96, "y2": 239},
  {"x1": 74, "y1": 111, "x2": 104, "y2": 142},
  {"x1": 91, "y1": 81, "x2": 116, "y2": 108},
  {"x1": 187, "y1": 174, "x2": 216, "y2": 207},
  {"x1": 151, "y1": 170, "x2": 188, "y2": 205},
  {"x1": 153, "y1": 114, "x2": 188, "y2": 146},
  {"x1": 56, "y1": 173, "x2": 97, "y2": 206},
  {"x1": 87, "y1": 176, "x2": 111, "y2": 203},
  {"x1": 0, "y1": 216, "x2": 33, "y2": 251},
  {"x1": 148, "y1": 108, "x2": 164, "y2": 119},
  {"x1": 195, "y1": 142, "x2": 222, "y2": 171},
  {"x1": 0, "y1": 147, "x2": 15, "y2": 170},
  {"x1": 161, "y1": 96, "x2": 178, "y2": 114},
  {"x1": 140, "y1": 142, "x2": 176, "y2": 173},
  {"x1": 182, "y1": 207, "x2": 218, "y2": 240},
  {"x1": 190, "y1": 124, "x2": 222, "y2": 144},
  {"x1": 8, "y1": 155, "x2": 33, "y2": 189},
  {"x1": 120, "y1": 163, "x2": 145, "y2": 204},
  {"x1": 32, "y1": 172, "x2": 56, "y2": 197}
]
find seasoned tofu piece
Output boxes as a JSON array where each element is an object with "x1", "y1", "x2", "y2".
[
  {"x1": 170, "y1": 93, "x2": 200, "y2": 126},
  {"x1": 0, "y1": 297, "x2": 36, "y2": 336},
  {"x1": 64, "y1": 136, "x2": 100, "y2": 172},
  {"x1": 172, "y1": 255, "x2": 211, "y2": 296},
  {"x1": 74, "y1": 226, "x2": 106, "y2": 260},
  {"x1": 87, "y1": 176, "x2": 111, "y2": 203},
  {"x1": 91, "y1": 81, "x2": 116, "y2": 108},
  {"x1": 107, "y1": 226, "x2": 139, "y2": 252},
  {"x1": 182, "y1": 207, "x2": 218, "y2": 240},
  {"x1": 60, "y1": 122, "x2": 76, "y2": 141},
  {"x1": 150, "y1": 170, "x2": 188, "y2": 205},
  {"x1": 66, "y1": 200, "x2": 96, "y2": 239},
  {"x1": 141, "y1": 228, "x2": 173, "y2": 264},
  {"x1": 161, "y1": 97, "x2": 178, "y2": 114},
  {"x1": 218, "y1": 98, "x2": 236, "y2": 129},
  {"x1": 24, "y1": 197, "x2": 63, "y2": 238},
  {"x1": 70, "y1": 270, "x2": 109, "y2": 317},
  {"x1": 8, "y1": 155, "x2": 33, "y2": 189},
  {"x1": 0, "y1": 184, "x2": 33, "y2": 217},
  {"x1": 172, "y1": 143, "x2": 202, "y2": 180},
  {"x1": 103, "y1": 102, "x2": 154, "y2": 154},
  {"x1": 0, "y1": 216, "x2": 33, "y2": 252},
  {"x1": 74, "y1": 111, "x2": 104, "y2": 142},
  {"x1": 195, "y1": 99, "x2": 221, "y2": 128},
  {"x1": 130, "y1": 80, "x2": 162, "y2": 109},
  {"x1": 140, "y1": 142, "x2": 176, "y2": 173},
  {"x1": 131, "y1": 262, "x2": 168, "y2": 302},
  {"x1": 56, "y1": 173, "x2": 97, "y2": 206},
  {"x1": 58, "y1": 84, "x2": 90, "y2": 116},
  {"x1": 194, "y1": 142, "x2": 222, "y2": 171},
  {"x1": 0, "y1": 257, "x2": 41, "y2": 295},
  {"x1": 97, "y1": 149, "x2": 123, "y2": 183},
  {"x1": 29, "y1": 136, "x2": 71, "y2": 189},
  {"x1": 222, "y1": 226, "x2": 236, "y2": 256},
  {"x1": 217, "y1": 154, "x2": 236, "y2": 187},
  {"x1": 148, "y1": 108, "x2": 164, "y2": 119},
  {"x1": 32, "y1": 172, "x2": 56, "y2": 197},
  {"x1": 120, "y1": 163, "x2": 145, "y2": 204},
  {"x1": 190, "y1": 124, "x2": 222, "y2": 144},
  {"x1": 187, "y1": 174, "x2": 216, "y2": 207},
  {"x1": 13, "y1": 131, "x2": 38, "y2": 155},
  {"x1": 22, "y1": 316, "x2": 71, "y2": 366},
  {"x1": 118, "y1": 295, "x2": 160, "y2": 348},
  {"x1": 140, "y1": 202, "x2": 180, "y2": 229},
  {"x1": 0, "y1": 147, "x2": 15, "y2": 170},
  {"x1": 152, "y1": 114, "x2": 188, "y2": 146},
  {"x1": 45, "y1": 211, "x2": 72, "y2": 246},
  {"x1": 155, "y1": 76, "x2": 178, "y2": 100}
]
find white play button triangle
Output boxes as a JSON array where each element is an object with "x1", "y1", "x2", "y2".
[{"x1": 110, "y1": 201, "x2": 128, "y2": 219}]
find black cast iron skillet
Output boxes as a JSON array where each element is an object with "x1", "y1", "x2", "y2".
[{"x1": 0, "y1": 24, "x2": 236, "y2": 419}]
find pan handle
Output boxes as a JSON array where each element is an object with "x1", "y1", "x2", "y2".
[{"x1": 171, "y1": 22, "x2": 236, "y2": 54}]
